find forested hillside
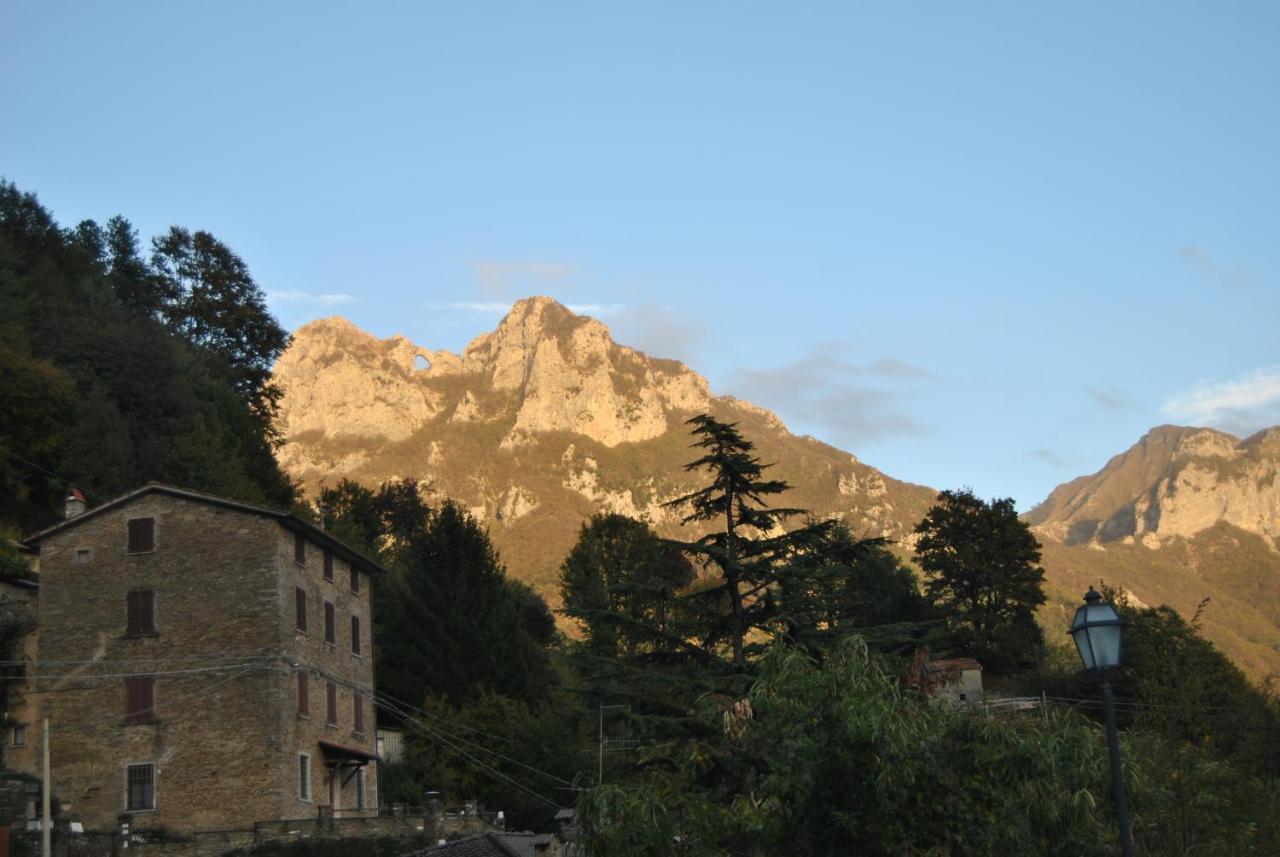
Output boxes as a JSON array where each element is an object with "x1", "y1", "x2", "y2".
[{"x1": 0, "y1": 180, "x2": 296, "y2": 534}]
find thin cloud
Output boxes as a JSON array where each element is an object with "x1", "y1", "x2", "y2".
[
  {"x1": 566, "y1": 303, "x2": 624, "y2": 316},
  {"x1": 440, "y1": 300, "x2": 624, "y2": 317},
  {"x1": 473, "y1": 260, "x2": 577, "y2": 298},
  {"x1": 267, "y1": 290, "x2": 356, "y2": 306},
  {"x1": 1162, "y1": 366, "x2": 1280, "y2": 434},
  {"x1": 1029, "y1": 448, "x2": 1062, "y2": 466},
  {"x1": 1178, "y1": 246, "x2": 1258, "y2": 291},
  {"x1": 729, "y1": 345, "x2": 932, "y2": 447},
  {"x1": 611, "y1": 303, "x2": 707, "y2": 364},
  {"x1": 1085, "y1": 386, "x2": 1132, "y2": 412}
]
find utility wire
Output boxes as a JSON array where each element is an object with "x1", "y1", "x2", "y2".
[
  {"x1": 0, "y1": 446, "x2": 109, "y2": 503},
  {"x1": 374, "y1": 695, "x2": 561, "y2": 809},
  {"x1": 374, "y1": 691, "x2": 578, "y2": 789}
]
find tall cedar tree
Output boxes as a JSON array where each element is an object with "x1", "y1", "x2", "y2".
[
  {"x1": 913, "y1": 488, "x2": 1047, "y2": 672},
  {"x1": 665, "y1": 414, "x2": 811, "y2": 665}
]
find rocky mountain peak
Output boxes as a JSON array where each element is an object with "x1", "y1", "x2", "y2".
[{"x1": 1027, "y1": 423, "x2": 1280, "y2": 549}]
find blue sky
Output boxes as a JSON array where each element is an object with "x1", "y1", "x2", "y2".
[{"x1": 4, "y1": 2, "x2": 1278, "y2": 509}]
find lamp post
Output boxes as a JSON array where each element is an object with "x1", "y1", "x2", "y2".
[{"x1": 1068, "y1": 587, "x2": 1133, "y2": 857}]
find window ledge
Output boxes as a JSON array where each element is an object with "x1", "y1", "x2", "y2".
[
  {"x1": 123, "y1": 717, "x2": 159, "y2": 727},
  {"x1": 121, "y1": 632, "x2": 160, "y2": 640},
  {"x1": 123, "y1": 808, "x2": 157, "y2": 816}
]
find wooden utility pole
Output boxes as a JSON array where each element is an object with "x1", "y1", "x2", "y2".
[{"x1": 41, "y1": 718, "x2": 50, "y2": 857}]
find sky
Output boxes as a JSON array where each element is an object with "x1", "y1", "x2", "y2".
[{"x1": 3, "y1": 2, "x2": 1278, "y2": 509}]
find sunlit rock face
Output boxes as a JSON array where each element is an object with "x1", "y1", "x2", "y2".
[
  {"x1": 1026, "y1": 425, "x2": 1280, "y2": 549},
  {"x1": 271, "y1": 297, "x2": 936, "y2": 593}
]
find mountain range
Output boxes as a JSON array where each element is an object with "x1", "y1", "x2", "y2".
[{"x1": 272, "y1": 297, "x2": 1280, "y2": 679}]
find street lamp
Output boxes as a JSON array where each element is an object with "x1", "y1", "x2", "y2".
[{"x1": 1069, "y1": 587, "x2": 1133, "y2": 857}]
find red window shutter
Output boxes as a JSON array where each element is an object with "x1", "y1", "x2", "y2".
[
  {"x1": 125, "y1": 676, "x2": 154, "y2": 724},
  {"x1": 323, "y1": 550, "x2": 334, "y2": 581},
  {"x1": 297, "y1": 672, "x2": 309, "y2": 716},
  {"x1": 354, "y1": 693, "x2": 364, "y2": 734},
  {"x1": 326, "y1": 682, "x2": 337, "y2": 725},
  {"x1": 127, "y1": 518, "x2": 155, "y2": 553},
  {"x1": 324, "y1": 602, "x2": 335, "y2": 644},
  {"x1": 351, "y1": 615, "x2": 361, "y2": 655},
  {"x1": 295, "y1": 588, "x2": 307, "y2": 632}
]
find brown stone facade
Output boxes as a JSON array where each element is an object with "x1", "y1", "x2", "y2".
[
  {"x1": 24, "y1": 485, "x2": 382, "y2": 833},
  {"x1": 1, "y1": 572, "x2": 38, "y2": 777}
]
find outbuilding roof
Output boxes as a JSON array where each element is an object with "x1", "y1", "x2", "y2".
[
  {"x1": 21, "y1": 482, "x2": 388, "y2": 577},
  {"x1": 927, "y1": 658, "x2": 983, "y2": 672}
]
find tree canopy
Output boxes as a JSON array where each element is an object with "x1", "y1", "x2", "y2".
[{"x1": 913, "y1": 488, "x2": 1047, "y2": 672}]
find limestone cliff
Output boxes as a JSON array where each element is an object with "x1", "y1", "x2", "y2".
[
  {"x1": 272, "y1": 297, "x2": 936, "y2": 594},
  {"x1": 1026, "y1": 425, "x2": 1280, "y2": 550}
]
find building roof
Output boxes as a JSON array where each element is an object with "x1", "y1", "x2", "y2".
[
  {"x1": 21, "y1": 482, "x2": 388, "y2": 577},
  {"x1": 927, "y1": 658, "x2": 983, "y2": 672},
  {"x1": 407, "y1": 832, "x2": 557, "y2": 857}
]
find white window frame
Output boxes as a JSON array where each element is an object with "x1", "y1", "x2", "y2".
[
  {"x1": 124, "y1": 762, "x2": 156, "y2": 812},
  {"x1": 12, "y1": 724, "x2": 26, "y2": 747},
  {"x1": 299, "y1": 753, "x2": 312, "y2": 802}
]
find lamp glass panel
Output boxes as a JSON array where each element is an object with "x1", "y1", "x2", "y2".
[
  {"x1": 1072, "y1": 628, "x2": 1096, "y2": 670},
  {"x1": 1087, "y1": 623, "x2": 1122, "y2": 669}
]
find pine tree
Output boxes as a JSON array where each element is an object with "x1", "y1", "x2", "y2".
[{"x1": 665, "y1": 414, "x2": 810, "y2": 666}]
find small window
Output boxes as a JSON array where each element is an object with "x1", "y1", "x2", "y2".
[
  {"x1": 126, "y1": 763, "x2": 155, "y2": 811},
  {"x1": 354, "y1": 692, "x2": 365, "y2": 735},
  {"x1": 74, "y1": 549, "x2": 91, "y2": 565},
  {"x1": 324, "y1": 601, "x2": 335, "y2": 645},
  {"x1": 297, "y1": 672, "x2": 309, "y2": 717},
  {"x1": 326, "y1": 682, "x2": 338, "y2": 725},
  {"x1": 355, "y1": 768, "x2": 366, "y2": 811},
  {"x1": 12, "y1": 724, "x2": 26, "y2": 747},
  {"x1": 298, "y1": 754, "x2": 311, "y2": 802},
  {"x1": 294, "y1": 532, "x2": 306, "y2": 566},
  {"x1": 323, "y1": 550, "x2": 334, "y2": 581},
  {"x1": 295, "y1": 588, "x2": 308, "y2": 633},
  {"x1": 349, "y1": 566, "x2": 360, "y2": 595},
  {"x1": 127, "y1": 518, "x2": 155, "y2": 554},
  {"x1": 351, "y1": 615, "x2": 361, "y2": 656},
  {"x1": 126, "y1": 589, "x2": 155, "y2": 636},
  {"x1": 125, "y1": 676, "x2": 155, "y2": 724}
]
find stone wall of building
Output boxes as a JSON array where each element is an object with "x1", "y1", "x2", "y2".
[
  {"x1": 268, "y1": 526, "x2": 379, "y2": 820},
  {"x1": 0, "y1": 577, "x2": 38, "y2": 777},
  {"x1": 35, "y1": 494, "x2": 286, "y2": 831}
]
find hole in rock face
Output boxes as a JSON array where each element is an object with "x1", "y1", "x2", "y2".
[{"x1": 414, "y1": 354, "x2": 432, "y2": 371}]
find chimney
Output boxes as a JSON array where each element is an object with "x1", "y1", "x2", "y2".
[{"x1": 64, "y1": 489, "x2": 86, "y2": 520}]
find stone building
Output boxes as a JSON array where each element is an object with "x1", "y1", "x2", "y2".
[
  {"x1": 20, "y1": 483, "x2": 386, "y2": 833},
  {"x1": 0, "y1": 546, "x2": 38, "y2": 776}
]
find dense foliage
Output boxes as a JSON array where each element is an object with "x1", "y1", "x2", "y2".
[
  {"x1": 914, "y1": 488, "x2": 1047, "y2": 672},
  {"x1": 0, "y1": 180, "x2": 295, "y2": 533}
]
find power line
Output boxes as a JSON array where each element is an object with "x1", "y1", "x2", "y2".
[
  {"x1": 374, "y1": 695, "x2": 561, "y2": 809},
  {"x1": 0, "y1": 446, "x2": 109, "y2": 503}
]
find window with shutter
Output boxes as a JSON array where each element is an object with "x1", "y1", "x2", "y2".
[
  {"x1": 295, "y1": 588, "x2": 307, "y2": 632},
  {"x1": 324, "y1": 601, "x2": 335, "y2": 644},
  {"x1": 126, "y1": 763, "x2": 155, "y2": 811},
  {"x1": 349, "y1": 566, "x2": 360, "y2": 595},
  {"x1": 326, "y1": 682, "x2": 338, "y2": 725},
  {"x1": 126, "y1": 589, "x2": 155, "y2": 636},
  {"x1": 323, "y1": 550, "x2": 334, "y2": 581},
  {"x1": 294, "y1": 532, "x2": 305, "y2": 566},
  {"x1": 351, "y1": 615, "x2": 361, "y2": 655},
  {"x1": 297, "y1": 672, "x2": 309, "y2": 716},
  {"x1": 125, "y1": 676, "x2": 155, "y2": 724},
  {"x1": 127, "y1": 518, "x2": 155, "y2": 554},
  {"x1": 298, "y1": 754, "x2": 311, "y2": 802},
  {"x1": 354, "y1": 693, "x2": 364, "y2": 735}
]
